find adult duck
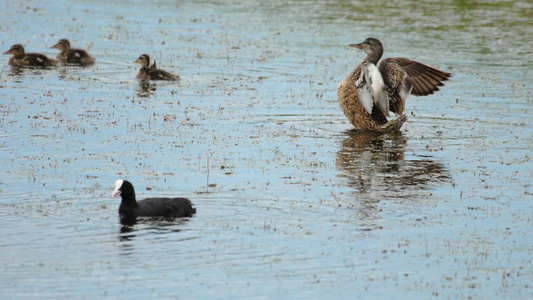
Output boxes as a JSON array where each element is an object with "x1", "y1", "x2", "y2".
[
  {"x1": 51, "y1": 39, "x2": 95, "y2": 66},
  {"x1": 134, "y1": 54, "x2": 180, "y2": 81},
  {"x1": 337, "y1": 38, "x2": 450, "y2": 131},
  {"x1": 3, "y1": 44, "x2": 57, "y2": 67}
]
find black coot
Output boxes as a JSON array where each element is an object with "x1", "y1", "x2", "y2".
[{"x1": 112, "y1": 179, "x2": 196, "y2": 219}]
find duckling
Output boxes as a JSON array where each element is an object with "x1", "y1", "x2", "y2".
[
  {"x1": 134, "y1": 54, "x2": 180, "y2": 81},
  {"x1": 51, "y1": 39, "x2": 95, "y2": 66},
  {"x1": 338, "y1": 38, "x2": 451, "y2": 131},
  {"x1": 3, "y1": 44, "x2": 57, "y2": 67}
]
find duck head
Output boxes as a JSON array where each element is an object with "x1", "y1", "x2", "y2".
[
  {"x1": 134, "y1": 54, "x2": 150, "y2": 68},
  {"x1": 3, "y1": 44, "x2": 25, "y2": 56},
  {"x1": 51, "y1": 39, "x2": 72, "y2": 51},
  {"x1": 349, "y1": 37, "x2": 384, "y2": 64}
]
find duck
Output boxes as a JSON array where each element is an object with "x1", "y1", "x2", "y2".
[
  {"x1": 112, "y1": 179, "x2": 196, "y2": 219},
  {"x1": 337, "y1": 38, "x2": 451, "y2": 131},
  {"x1": 51, "y1": 39, "x2": 95, "y2": 66},
  {"x1": 3, "y1": 44, "x2": 57, "y2": 67},
  {"x1": 134, "y1": 54, "x2": 180, "y2": 81}
]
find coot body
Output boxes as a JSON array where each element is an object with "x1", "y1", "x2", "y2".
[{"x1": 112, "y1": 179, "x2": 196, "y2": 219}]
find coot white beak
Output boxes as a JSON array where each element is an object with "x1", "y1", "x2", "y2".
[
  {"x1": 112, "y1": 189, "x2": 121, "y2": 199},
  {"x1": 112, "y1": 179, "x2": 124, "y2": 199}
]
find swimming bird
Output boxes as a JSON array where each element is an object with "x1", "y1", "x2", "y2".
[
  {"x1": 134, "y1": 54, "x2": 180, "y2": 81},
  {"x1": 51, "y1": 39, "x2": 95, "y2": 66},
  {"x1": 3, "y1": 44, "x2": 57, "y2": 67},
  {"x1": 337, "y1": 38, "x2": 451, "y2": 131},
  {"x1": 112, "y1": 179, "x2": 196, "y2": 219}
]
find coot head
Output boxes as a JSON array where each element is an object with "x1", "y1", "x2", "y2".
[{"x1": 112, "y1": 179, "x2": 136, "y2": 202}]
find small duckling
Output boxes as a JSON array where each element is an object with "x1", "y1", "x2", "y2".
[
  {"x1": 3, "y1": 44, "x2": 57, "y2": 67},
  {"x1": 134, "y1": 54, "x2": 180, "y2": 81},
  {"x1": 51, "y1": 39, "x2": 95, "y2": 66}
]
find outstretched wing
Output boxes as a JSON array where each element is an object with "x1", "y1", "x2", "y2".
[{"x1": 379, "y1": 58, "x2": 450, "y2": 115}]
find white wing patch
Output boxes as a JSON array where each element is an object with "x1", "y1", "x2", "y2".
[
  {"x1": 36, "y1": 57, "x2": 44, "y2": 63},
  {"x1": 356, "y1": 63, "x2": 389, "y2": 116},
  {"x1": 355, "y1": 76, "x2": 374, "y2": 115},
  {"x1": 399, "y1": 71, "x2": 413, "y2": 109}
]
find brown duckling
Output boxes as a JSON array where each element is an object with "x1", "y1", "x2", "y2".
[
  {"x1": 3, "y1": 44, "x2": 57, "y2": 67},
  {"x1": 338, "y1": 38, "x2": 450, "y2": 131},
  {"x1": 51, "y1": 39, "x2": 95, "y2": 66},
  {"x1": 134, "y1": 54, "x2": 180, "y2": 81}
]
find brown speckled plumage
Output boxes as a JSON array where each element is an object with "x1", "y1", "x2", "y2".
[
  {"x1": 134, "y1": 54, "x2": 180, "y2": 81},
  {"x1": 338, "y1": 38, "x2": 450, "y2": 131},
  {"x1": 338, "y1": 67, "x2": 407, "y2": 132},
  {"x1": 51, "y1": 39, "x2": 95, "y2": 66},
  {"x1": 3, "y1": 44, "x2": 57, "y2": 67}
]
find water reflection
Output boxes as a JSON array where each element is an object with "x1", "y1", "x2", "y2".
[
  {"x1": 119, "y1": 216, "x2": 191, "y2": 233},
  {"x1": 4, "y1": 66, "x2": 48, "y2": 81},
  {"x1": 136, "y1": 79, "x2": 157, "y2": 97},
  {"x1": 118, "y1": 217, "x2": 191, "y2": 256},
  {"x1": 336, "y1": 130, "x2": 450, "y2": 199},
  {"x1": 55, "y1": 65, "x2": 90, "y2": 80},
  {"x1": 6, "y1": 66, "x2": 25, "y2": 76}
]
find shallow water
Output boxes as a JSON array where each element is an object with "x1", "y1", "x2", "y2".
[{"x1": 1, "y1": 0, "x2": 532, "y2": 299}]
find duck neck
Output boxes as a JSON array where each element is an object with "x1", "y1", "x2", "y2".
[
  {"x1": 364, "y1": 52, "x2": 381, "y2": 65},
  {"x1": 364, "y1": 44, "x2": 383, "y2": 65}
]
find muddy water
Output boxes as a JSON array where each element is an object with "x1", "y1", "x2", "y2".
[{"x1": 1, "y1": 0, "x2": 531, "y2": 299}]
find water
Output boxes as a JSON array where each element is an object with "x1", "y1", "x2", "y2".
[{"x1": 1, "y1": 0, "x2": 532, "y2": 299}]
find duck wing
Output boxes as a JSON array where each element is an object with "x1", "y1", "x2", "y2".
[
  {"x1": 356, "y1": 63, "x2": 390, "y2": 118},
  {"x1": 379, "y1": 57, "x2": 450, "y2": 114},
  {"x1": 65, "y1": 49, "x2": 89, "y2": 63},
  {"x1": 146, "y1": 67, "x2": 180, "y2": 81},
  {"x1": 355, "y1": 75, "x2": 374, "y2": 117},
  {"x1": 23, "y1": 53, "x2": 55, "y2": 67}
]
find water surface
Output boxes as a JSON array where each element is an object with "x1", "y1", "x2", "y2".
[{"x1": 1, "y1": 0, "x2": 532, "y2": 299}]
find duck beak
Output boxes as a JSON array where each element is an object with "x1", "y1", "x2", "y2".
[
  {"x1": 112, "y1": 189, "x2": 121, "y2": 199},
  {"x1": 348, "y1": 43, "x2": 363, "y2": 49},
  {"x1": 3, "y1": 50, "x2": 12, "y2": 55},
  {"x1": 51, "y1": 44, "x2": 58, "y2": 49},
  {"x1": 134, "y1": 58, "x2": 140, "y2": 63}
]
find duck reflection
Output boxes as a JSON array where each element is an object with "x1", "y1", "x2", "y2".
[
  {"x1": 7, "y1": 65, "x2": 24, "y2": 75},
  {"x1": 136, "y1": 79, "x2": 157, "y2": 97},
  {"x1": 4, "y1": 65, "x2": 44, "y2": 81},
  {"x1": 336, "y1": 130, "x2": 450, "y2": 198},
  {"x1": 55, "y1": 65, "x2": 87, "y2": 80}
]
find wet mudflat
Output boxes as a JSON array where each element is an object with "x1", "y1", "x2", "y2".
[{"x1": 0, "y1": 0, "x2": 532, "y2": 299}]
